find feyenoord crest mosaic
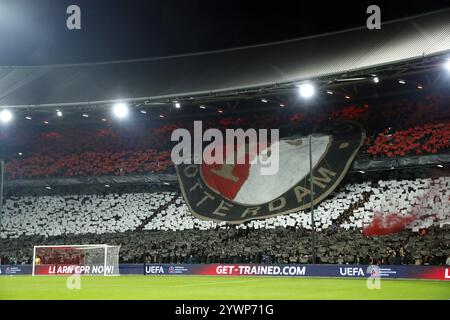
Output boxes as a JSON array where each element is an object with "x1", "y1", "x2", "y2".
[{"x1": 176, "y1": 122, "x2": 365, "y2": 223}]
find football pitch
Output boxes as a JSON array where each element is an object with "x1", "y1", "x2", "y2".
[{"x1": 1, "y1": 276, "x2": 449, "y2": 300}]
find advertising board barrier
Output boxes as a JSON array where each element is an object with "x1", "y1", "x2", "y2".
[
  {"x1": 1, "y1": 264, "x2": 449, "y2": 281},
  {"x1": 144, "y1": 264, "x2": 450, "y2": 281}
]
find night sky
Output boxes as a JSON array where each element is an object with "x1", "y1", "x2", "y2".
[{"x1": 0, "y1": 0, "x2": 449, "y2": 65}]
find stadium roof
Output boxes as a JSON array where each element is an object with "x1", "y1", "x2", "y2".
[{"x1": 1, "y1": 9, "x2": 450, "y2": 108}]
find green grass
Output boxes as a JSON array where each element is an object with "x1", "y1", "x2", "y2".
[{"x1": 0, "y1": 276, "x2": 449, "y2": 300}]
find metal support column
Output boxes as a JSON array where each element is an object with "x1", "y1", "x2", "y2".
[{"x1": 308, "y1": 135, "x2": 316, "y2": 264}]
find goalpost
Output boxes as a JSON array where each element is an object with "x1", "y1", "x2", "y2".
[{"x1": 32, "y1": 244, "x2": 120, "y2": 276}]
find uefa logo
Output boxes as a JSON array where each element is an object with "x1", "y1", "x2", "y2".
[{"x1": 366, "y1": 265, "x2": 381, "y2": 290}]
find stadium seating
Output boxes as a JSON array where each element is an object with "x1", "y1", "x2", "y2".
[
  {"x1": 0, "y1": 192, "x2": 178, "y2": 238},
  {"x1": 366, "y1": 122, "x2": 450, "y2": 157},
  {"x1": 5, "y1": 149, "x2": 172, "y2": 179},
  {"x1": 1, "y1": 91, "x2": 449, "y2": 180},
  {"x1": 2, "y1": 176, "x2": 447, "y2": 237},
  {"x1": 0, "y1": 92, "x2": 449, "y2": 266},
  {"x1": 1, "y1": 176, "x2": 448, "y2": 265},
  {"x1": 4, "y1": 119, "x2": 449, "y2": 179}
]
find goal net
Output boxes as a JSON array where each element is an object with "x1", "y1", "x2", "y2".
[{"x1": 32, "y1": 244, "x2": 120, "y2": 276}]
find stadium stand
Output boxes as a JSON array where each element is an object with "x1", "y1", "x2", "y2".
[
  {"x1": 0, "y1": 192, "x2": 177, "y2": 238},
  {"x1": 1, "y1": 175, "x2": 448, "y2": 265},
  {"x1": 1, "y1": 92, "x2": 449, "y2": 180},
  {"x1": 5, "y1": 149, "x2": 172, "y2": 179},
  {"x1": 0, "y1": 91, "x2": 449, "y2": 267},
  {"x1": 366, "y1": 122, "x2": 450, "y2": 157}
]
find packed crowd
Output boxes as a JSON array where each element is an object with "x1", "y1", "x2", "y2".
[
  {"x1": 1, "y1": 173, "x2": 449, "y2": 265},
  {"x1": 5, "y1": 149, "x2": 172, "y2": 179},
  {"x1": 0, "y1": 92, "x2": 449, "y2": 180},
  {"x1": 1, "y1": 225, "x2": 448, "y2": 266},
  {"x1": 365, "y1": 122, "x2": 450, "y2": 157}
]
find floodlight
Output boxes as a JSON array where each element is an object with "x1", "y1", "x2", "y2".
[
  {"x1": 113, "y1": 103, "x2": 129, "y2": 119},
  {"x1": 0, "y1": 110, "x2": 13, "y2": 123},
  {"x1": 444, "y1": 59, "x2": 450, "y2": 71},
  {"x1": 298, "y1": 83, "x2": 315, "y2": 98}
]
